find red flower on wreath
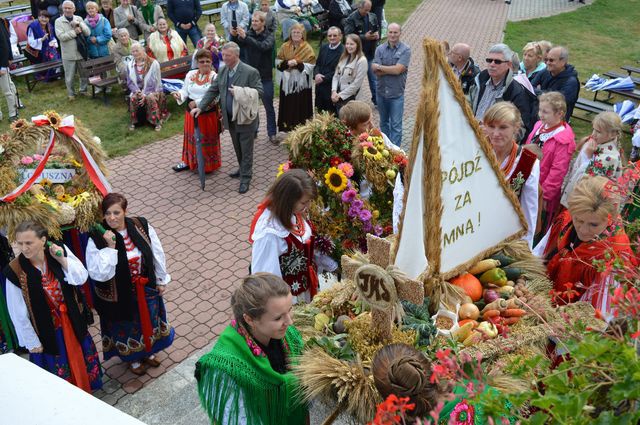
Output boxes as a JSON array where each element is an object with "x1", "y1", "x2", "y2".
[
  {"x1": 330, "y1": 157, "x2": 341, "y2": 167},
  {"x1": 369, "y1": 394, "x2": 415, "y2": 425}
]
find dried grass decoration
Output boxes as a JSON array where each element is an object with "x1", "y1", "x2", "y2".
[
  {"x1": 292, "y1": 347, "x2": 381, "y2": 424},
  {"x1": 0, "y1": 112, "x2": 110, "y2": 239}
]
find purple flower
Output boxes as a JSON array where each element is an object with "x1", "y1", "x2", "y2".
[
  {"x1": 348, "y1": 206, "x2": 360, "y2": 218},
  {"x1": 351, "y1": 199, "x2": 364, "y2": 210},
  {"x1": 374, "y1": 225, "x2": 383, "y2": 236},
  {"x1": 363, "y1": 221, "x2": 372, "y2": 233},
  {"x1": 359, "y1": 209, "x2": 372, "y2": 221},
  {"x1": 341, "y1": 188, "x2": 357, "y2": 203}
]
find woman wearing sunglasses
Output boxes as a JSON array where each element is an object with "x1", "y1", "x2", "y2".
[{"x1": 469, "y1": 43, "x2": 536, "y2": 141}]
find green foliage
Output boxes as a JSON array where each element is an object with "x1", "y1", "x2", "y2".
[
  {"x1": 401, "y1": 297, "x2": 437, "y2": 347},
  {"x1": 306, "y1": 334, "x2": 356, "y2": 361},
  {"x1": 472, "y1": 326, "x2": 640, "y2": 424}
]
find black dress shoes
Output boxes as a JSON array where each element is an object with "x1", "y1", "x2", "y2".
[
  {"x1": 238, "y1": 182, "x2": 250, "y2": 194},
  {"x1": 172, "y1": 163, "x2": 189, "y2": 172},
  {"x1": 229, "y1": 170, "x2": 241, "y2": 178}
]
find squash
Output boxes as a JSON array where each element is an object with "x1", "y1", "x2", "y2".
[{"x1": 450, "y1": 273, "x2": 483, "y2": 302}]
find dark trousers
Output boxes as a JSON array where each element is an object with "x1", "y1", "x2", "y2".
[
  {"x1": 262, "y1": 79, "x2": 277, "y2": 136},
  {"x1": 228, "y1": 120, "x2": 255, "y2": 184},
  {"x1": 315, "y1": 81, "x2": 336, "y2": 114}
]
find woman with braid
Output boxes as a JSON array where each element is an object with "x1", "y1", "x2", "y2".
[{"x1": 196, "y1": 273, "x2": 307, "y2": 425}]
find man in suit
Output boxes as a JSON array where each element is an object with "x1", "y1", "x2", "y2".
[{"x1": 194, "y1": 42, "x2": 263, "y2": 194}]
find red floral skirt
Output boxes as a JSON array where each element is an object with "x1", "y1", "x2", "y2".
[{"x1": 181, "y1": 110, "x2": 222, "y2": 173}]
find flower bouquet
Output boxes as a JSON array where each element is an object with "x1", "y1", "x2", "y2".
[
  {"x1": 281, "y1": 113, "x2": 407, "y2": 263},
  {"x1": 0, "y1": 111, "x2": 110, "y2": 239}
]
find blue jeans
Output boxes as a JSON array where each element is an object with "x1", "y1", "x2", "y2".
[
  {"x1": 377, "y1": 94, "x2": 404, "y2": 147},
  {"x1": 367, "y1": 57, "x2": 377, "y2": 103},
  {"x1": 176, "y1": 24, "x2": 202, "y2": 47},
  {"x1": 262, "y1": 79, "x2": 277, "y2": 137}
]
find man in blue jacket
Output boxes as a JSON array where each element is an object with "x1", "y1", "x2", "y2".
[
  {"x1": 167, "y1": 0, "x2": 202, "y2": 46},
  {"x1": 536, "y1": 46, "x2": 579, "y2": 121}
]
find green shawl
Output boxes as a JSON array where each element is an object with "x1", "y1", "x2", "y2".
[
  {"x1": 196, "y1": 323, "x2": 308, "y2": 425},
  {"x1": 140, "y1": 2, "x2": 156, "y2": 25},
  {"x1": 0, "y1": 282, "x2": 17, "y2": 351}
]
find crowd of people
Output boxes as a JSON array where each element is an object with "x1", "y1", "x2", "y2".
[{"x1": 0, "y1": 0, "x2": 638, "y2": 423}]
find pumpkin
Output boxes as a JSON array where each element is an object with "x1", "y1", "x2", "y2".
[{"x1": 450, "y1": 273, "x2": 483, "y2": 302}]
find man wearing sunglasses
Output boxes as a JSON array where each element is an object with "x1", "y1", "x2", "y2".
[{"x1": 470, "y1": 43, "x2": 535, "y2": 140}]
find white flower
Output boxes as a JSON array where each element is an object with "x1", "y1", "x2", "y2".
[{"x1": 0, "y1": 145, "x2": 4, "y2": 155}]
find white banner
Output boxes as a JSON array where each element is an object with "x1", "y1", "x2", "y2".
[{"x1": 19, "y1": 168, "x2": 76, "y2": 184}]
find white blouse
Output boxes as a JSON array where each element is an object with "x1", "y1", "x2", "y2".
[
  {"x1": 85, "y1": 224, "x2": 171, "y2": 286},
  {"x1": 6, "y1": 246, "x2": 88, "y2": 351},
  {"x1": 251, "y1": 209, "x2": 313, "y2": 304},
  {"x1": 176, "y1": 69, "x2": 217, "y2": 105}
]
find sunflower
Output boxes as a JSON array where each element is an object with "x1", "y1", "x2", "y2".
[
  {"x1": 324, "y1": 167, "x2": 348, "y2": 193},
  {"x1": 10, "y1": 118, "x2": 30, "y2": 133},
  {"x1": 44, "y1": 111, "x2": 62, "y2": 129},
  {"x1": 362, "y1": 145, "x2": 383, "y2": 161},
  {"x1": 40, "y1": 178, "x2": 53, "y2": 187}
]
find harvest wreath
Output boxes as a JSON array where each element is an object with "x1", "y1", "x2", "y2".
[{"x1": 0, "y1": 111, "x2": 111, "y2": 239}]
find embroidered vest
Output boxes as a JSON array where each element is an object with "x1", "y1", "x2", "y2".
[
  {"x1": 3, "y1": 250, "x2": 89, "y2": 355},
  {"x1": 508, "y1": 147, "x2": 537, "y2": 198},
  {"x1": 278, "y1": 231, "x2": 316, "y2": 296}
]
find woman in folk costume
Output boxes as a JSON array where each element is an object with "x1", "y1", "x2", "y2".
[
  {"x1": 25, "y1": 10, "x2": 61, "y2": 81},
  {"x1": 276, "y1": 23, "x2": 316, "y2": 133},
  {"x1": 483, "y1": 102, "x2": 540, "y2": 248},
  {"x1": 4, "y1": 221, "x2": 102, "y2": 392},
  {"x1": 126, "y1": 42, "x2": 169, "y2": 131},
  {"x1": 192, "y1": 23, "x2": 222, "y2": 71},
  {"x1": 146, "y1": 17, "x2": 188, "y2": 63},
  {"x1": 196, "y1": 273, "x2": 308, "y2": 425},
  {"x1": 250, "y1": 169, "x2": 321, "y2": 303},
  {"x1": 537, "y1": 176, "x2": 636, "y2": 318},
  {"x1": 86, "y1": 193, "x2": 174, "y2": 375},
  {"x1": 171, "y1": 49, "x2": 222, "y2": 173},
  {"x1": 560, "y1": 111, "x2": 624, "y2": 210}
]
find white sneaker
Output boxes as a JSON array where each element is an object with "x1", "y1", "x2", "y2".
[{"x1": 94, "y1": 87, "x2": 103, "y2": 94}]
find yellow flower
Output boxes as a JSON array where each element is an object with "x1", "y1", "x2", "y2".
[
  {"x1": 362, "y1": 145, "x2": 383, "y2": 161},
  {"x1": 373, "y1": 210, "x2": 380, "y2": 219},
  {"x1": 40, "y1": 178, "x2": 53, "y2": 187},
  {"x1": 10, "y1": 118, "x2": 30, "y2": 133},
  {"x1": 69, "y1": 192, "x2": 90, "y2": 207},
  {"x1": 34, "y1": 194, "x2": 58, "y2": 210},
  {"x1": 57, "y1": 194, "x2": 72, "y2": 203},
  {"x1": 44, "y1": 111, "x2": 62, "y2": 129},
  {"x1": 324, "y1": 167, "x2": 348, "y2": 193}
]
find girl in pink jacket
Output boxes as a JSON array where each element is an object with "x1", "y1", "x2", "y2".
[{"x1": 525, "y1": 91, "x2": 575, "y2": 234}]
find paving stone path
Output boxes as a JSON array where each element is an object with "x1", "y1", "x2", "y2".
[{"x1": 89, "y1": 0, "x2": 591, "y2": 420}]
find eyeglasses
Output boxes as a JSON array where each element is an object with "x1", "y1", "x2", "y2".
[{"x1": 485, "y1": 58, "x2": 507, "y2": 65}]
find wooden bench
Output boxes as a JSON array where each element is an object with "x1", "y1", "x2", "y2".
[
  {"x1": 603, "y1": 71, "x2": 640, "y2": 87},
  {"x1": 622, "y1": 65, "x2": 640, "y2": 76},
  {"x1": 10, "y1": 59, "x2": 63, "y2": 92},
  {"x1": 79, "y1": 55, "x2": 119, "y2": 104},
  {"x1": 572, "y1": 97, "x2": 613, "y2": 122},
  {"x1": 0, "y1": 4, "x2": 30, "y2": 16},
  {"x1": 202, "y1": 0, "x2": 226, "y2": 23},
  {"x1": 160, "y1": 55, "x2": 192, "y2": 78}
]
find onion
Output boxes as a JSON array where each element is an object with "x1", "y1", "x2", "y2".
[
  {"x1": 483, "y1": 289, "x2": 499, "y2": 304},
  {"x1": 458, "y1": 303, "x2": 480, "y2": 320}
]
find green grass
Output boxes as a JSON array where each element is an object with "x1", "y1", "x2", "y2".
[{"x1": 504, "y1": 0, "x2": 640, "y2": 148}]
